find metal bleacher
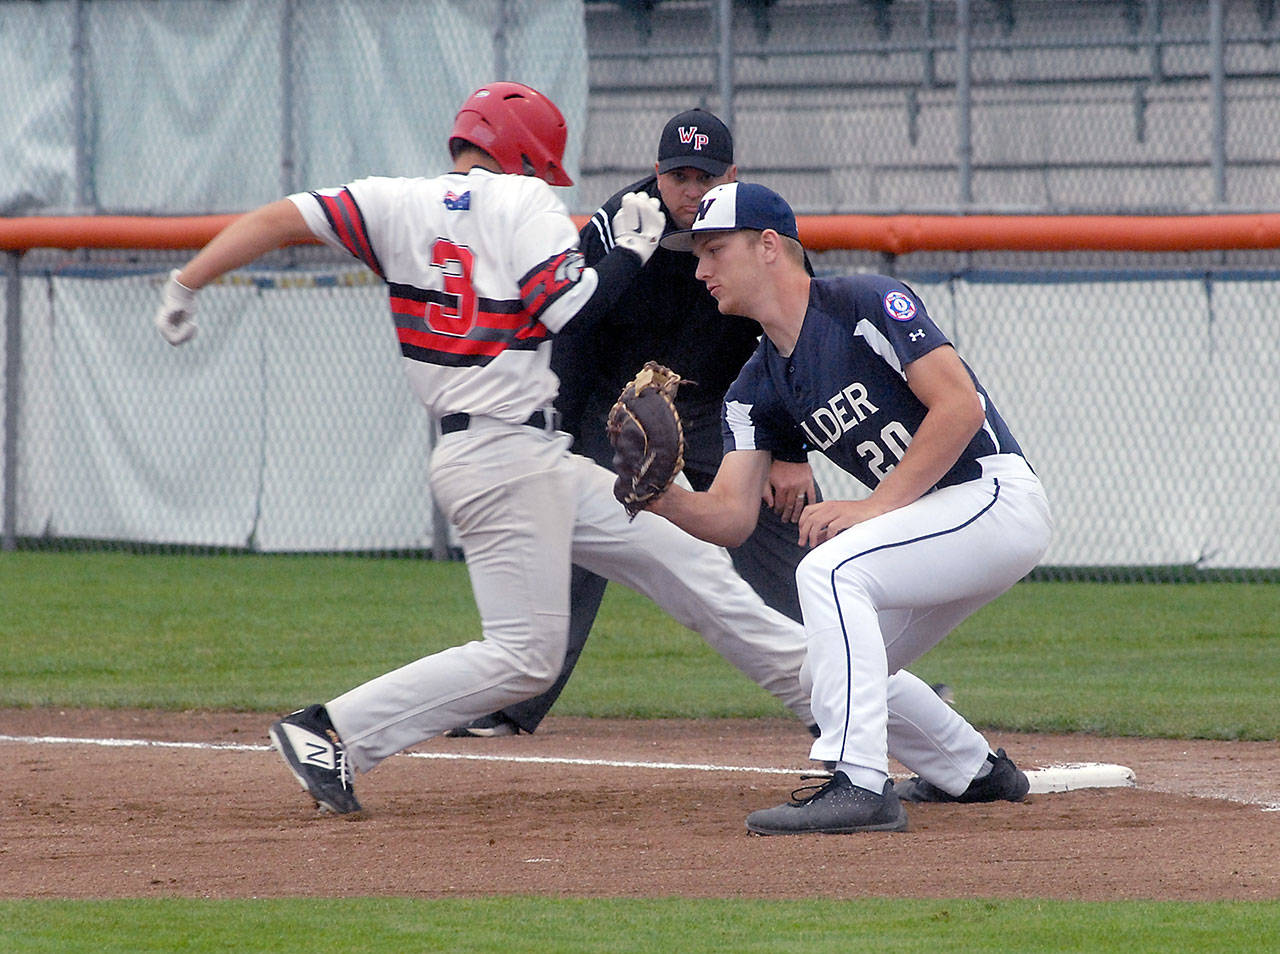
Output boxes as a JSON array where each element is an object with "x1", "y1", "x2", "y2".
[{"x1": 581, "y1": 0, "x2": 1280, "y2": 218}]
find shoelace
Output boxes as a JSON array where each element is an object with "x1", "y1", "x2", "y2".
[
  {"x1": 322, "y1": 725, "x2": 355, "y2": 791},
  {"x1": 788, "y1": 772, "x2": 838, "y2": 805},
  {"x1": 335, "y1": 744, "x2": 354, "y2": 790}
]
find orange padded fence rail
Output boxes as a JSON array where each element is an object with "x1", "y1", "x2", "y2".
[
  {"x1": 0, "y1": 215, "x2": 244, "y2": 252},
  {"x1": 796, "y1": 213, "x2": 1280, "y2": 253},
  {"x1": 5, "y1": 213, "x2": 1280, "y2": 254}
]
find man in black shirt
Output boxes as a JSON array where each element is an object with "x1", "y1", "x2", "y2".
[{"x1": 449, "y1": 109, "x2": 817, "y2": 736}]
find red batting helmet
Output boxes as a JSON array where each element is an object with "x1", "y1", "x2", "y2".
[{"x1": 449, "y1": 82, "x2": 573, "y2": 186}]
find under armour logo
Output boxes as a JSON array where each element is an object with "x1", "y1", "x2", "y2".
[
  {"x1": 679, "y1": 126, "x2": 710, "y2": 151},
  {"x1": 909, "y1": 329, "x2": 926, "y2": 341}
]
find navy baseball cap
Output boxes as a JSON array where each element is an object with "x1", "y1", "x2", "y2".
[
  {"x1": 660, "y1": 182, "x2": 799, "y2": 252},
  {"x1": 656, "y1": 108, "x2": 733, "y2": 176}
]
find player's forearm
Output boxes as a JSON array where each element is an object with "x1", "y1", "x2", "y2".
[
  {"x1": 178, "y1": 199, "x2": 314, "y2": 289},
  {"x1": 648, "y1": 482, "x2": 759, "y2": 548}
]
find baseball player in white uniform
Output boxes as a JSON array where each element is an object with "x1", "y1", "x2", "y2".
[
  {"x1": 153, "y1": 82, "x2": 819, "y2": 815},
  {"x1": 649, "y1": 183, "x2": 1054, "y2": 834}
]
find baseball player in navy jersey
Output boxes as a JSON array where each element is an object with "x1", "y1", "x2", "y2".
[
  {"x1": 151, "y1": 83, "x2": 819, "y2": 815},
  {"x1": 651, "y1": 182, "x2": 1054, "y2": 834}
]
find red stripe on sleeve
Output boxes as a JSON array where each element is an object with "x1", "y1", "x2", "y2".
[
  {"x1": 316, "y1": 191, "x2": 382, "y2": 276},
  {"x1": 337, "y1": 191, "x2": 379, "y2": 271}
]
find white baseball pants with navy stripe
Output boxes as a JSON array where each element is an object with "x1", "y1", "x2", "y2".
[{"x1": 798, "y1": 454, "x2": 1052, "y2": 796}]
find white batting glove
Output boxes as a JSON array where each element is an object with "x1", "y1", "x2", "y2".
[
  {"x1": 155, "y1": 269, "x2": 198, "y2": 346},
  {"x1": 612, "y1": 191, "x2": 665, "y2": 266}
]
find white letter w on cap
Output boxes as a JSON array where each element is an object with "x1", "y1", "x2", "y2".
[{"x1": 679, "y1": 126, "x2": 710, "y2": 150}]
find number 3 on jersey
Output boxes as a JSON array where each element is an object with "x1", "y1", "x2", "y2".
[{"x1": 426, "y1": 239, "x2": 477, "y2": 337}]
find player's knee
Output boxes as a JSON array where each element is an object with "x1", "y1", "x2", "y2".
[
  {"x1": 521, "y1": 667, "x2": 560, "y2": 696},
  {"x1": 483, "y1": 621, "x2": 568, "y2": 689},
  {"x1": 795, "y1": 548, "x2": 874, "y2": 604},
  {"x1": 514, "y1": 637, "x2": 568, "y2": 689},
  {"x1": 493, "y1": 654, "x2": 560, "y2": 699},
  {"x1": 794, "y1": 549, "x2": 836, "y2": 598}
]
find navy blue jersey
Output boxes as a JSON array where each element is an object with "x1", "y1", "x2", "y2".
[{"x1": 723, "y1": 275, "x2": 1024, "y2": 491}]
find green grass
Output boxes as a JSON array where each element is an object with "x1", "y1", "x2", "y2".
[
  {"x1": 1, "y1": 551, "x2": 481, "y2": 710},
  {"x1": 3, "y1": 551, "x2": 1279, "y2": 949},
  {"x1": 904, "y1": 581, "x2": 1280, "y2": 739},
  {"x1": 1, "y1": 898, "x2": 1277, "y2": 954},
  {"x1": 0, "y1": 550, "x2": 791, "y2": 714},
  {"x1": 2, "y1": 551, "x2": 1276, "y2": 738}
]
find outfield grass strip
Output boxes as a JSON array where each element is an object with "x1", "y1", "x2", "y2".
[{"x1": 3, "y1": 896, "x2": 1279, "y2": 954}]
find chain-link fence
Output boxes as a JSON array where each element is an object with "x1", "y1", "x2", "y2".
[
  {"x1": 803, "y1": 256, "x2": 1280, "y2": 581},
  {"x1": 5, "y1": 250, "x2": 450, "y2": 553},
  {"x1": 4, "y1": 252, "x2": 1277, "y2": 580}
]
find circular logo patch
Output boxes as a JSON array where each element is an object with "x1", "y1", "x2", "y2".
[{"x1": 883, "y1": 291, "x2": 917, "y2": 322}]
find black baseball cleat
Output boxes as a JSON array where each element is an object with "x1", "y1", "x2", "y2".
[
  {"x1": 745, "y1": 772, "x2": 908, "y2": 835},
  {"x1": 445, "y1": 712, "x2": 521, "y2": 738},
  {"x1": 269, "y1": 704, "x2": 363, "y2": 815},
  {"x1": 896, "y1": 748, "x2": 1030, "y2": 804}
]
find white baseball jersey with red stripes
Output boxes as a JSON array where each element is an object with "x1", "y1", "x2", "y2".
[{"x1": 290, "y1": 167, "x2": 596, "y2": 422}]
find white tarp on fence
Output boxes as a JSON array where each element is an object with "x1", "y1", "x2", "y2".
[
  {"x1": 7, "y1": 268, "x2": 1279, "y2": 566},
  {"x1": 0, "y1": 0, "x2": 588, "y2": 215}
]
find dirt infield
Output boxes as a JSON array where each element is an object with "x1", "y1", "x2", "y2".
[{"x1": 3, "y1": 708, "x2": 1278, "y2": 902}]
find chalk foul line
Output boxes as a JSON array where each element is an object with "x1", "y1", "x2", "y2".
[
  {"x1": 12, "y1": 732, "x2": 1277, "y2": 808},
  {"x1": 2, "y1": 731, "x2": 1143, "y2": 796}
]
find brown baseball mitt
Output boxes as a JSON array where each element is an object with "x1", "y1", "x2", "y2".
[{"x1": 606, "y1": 361, "x2": 688, "y2": 519}]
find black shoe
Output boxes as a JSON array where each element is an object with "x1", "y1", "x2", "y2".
[
  {"x1": 745, "y1": 773, "x2": 908, "y2": 835},
  {"x1": 445, "y1": 712, "x2": 521, "y2": 738},
  {"x1": 269, "y1": 704, "x2": 362, "y2": 815},
  {"x1": 897, "y1": 748, "x2": 1030, "y2": 804}
]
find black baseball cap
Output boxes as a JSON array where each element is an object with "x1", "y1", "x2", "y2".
[
  {"x1": 656, "y1": 108, "x2": 733, "y2": 176},
  {"x1": 660, "y1": 182, "x2": 799, "y2": 252}
]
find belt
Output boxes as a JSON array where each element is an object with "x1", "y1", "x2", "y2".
[{"x1": 438, "y1": 408, "x2": 561, "y2": 435}]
